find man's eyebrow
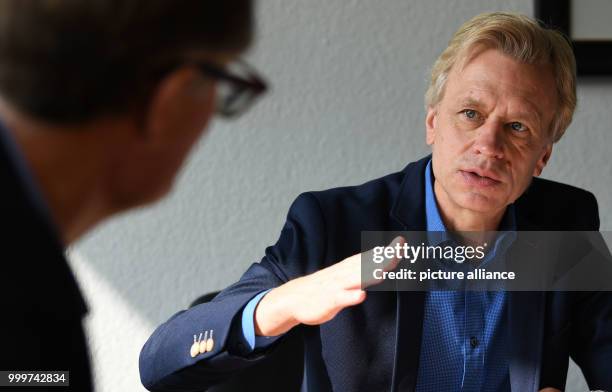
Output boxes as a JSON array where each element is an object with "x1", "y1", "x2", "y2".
[
  {"x1": 515, "y1": 109, "x2": 541, "y2": 124},
  {"x1": 458, "y1": 97, "x2": 487, "y2": 109},
  {"x1": 509, "y1": 101, "x2": 543, "y2": 126}
]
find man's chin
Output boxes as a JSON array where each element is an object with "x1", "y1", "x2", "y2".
[
  {"x1": 110, "y1": 181, "x2": 174, "y2": 213},
  {"x1": 454, "y1": 192, "x2": 506, "y2": 215}
]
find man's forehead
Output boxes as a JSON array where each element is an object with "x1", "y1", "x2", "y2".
[
  {"x1": 457, "y1": 65, "x2": 544, "y2": 97},
  {"x1": 455, "y1": 84, "x2": 541, "y2": 110},
  {"x1": 446, "y1": 54, "x2": 555, "y2": 121},
  {"x1": 453, "y1": 48, "x2": 555, "y2": 92}
]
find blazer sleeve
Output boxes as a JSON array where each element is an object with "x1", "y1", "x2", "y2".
[{"x1": 139, "y1": 192, "x2": 328, "y2": 391}]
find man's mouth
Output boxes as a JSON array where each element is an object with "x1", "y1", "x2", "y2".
[{"x1": 459, "y1": 169, "x2": 502, "y2": 187}]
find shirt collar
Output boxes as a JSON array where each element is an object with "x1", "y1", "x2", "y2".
[{"x1": 424, "y1": 159, "x2": 445, "y2": 233}]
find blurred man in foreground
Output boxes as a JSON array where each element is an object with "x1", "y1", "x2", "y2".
[{"x1": 0, "y1": 1, "x2": 264, "y2": 390}]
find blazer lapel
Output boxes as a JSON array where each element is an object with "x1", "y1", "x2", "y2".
[
  {"x1": 393, "y1": 291, "x2": 426, "y2": 392},
  {"x1": 389, "y1": 156, "x2": 429, "y2": 392},
  {"x1": 507, "y1": 212, "x2": 546, "y2": 391},
  {"x1": 507, "y1": 290, "x2": 545, "y2": 391}
]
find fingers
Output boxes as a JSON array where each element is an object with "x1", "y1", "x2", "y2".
[
  {"x1": 380, "y1": 236, "x2": 406, "y2": 272},
  {"x1": 347, "y1": 236, "x2": 406, "y2": 289},
  {"x1": 291, "y1": 236, "x2": 407, "y2": 328}
]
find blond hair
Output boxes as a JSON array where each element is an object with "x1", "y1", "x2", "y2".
[{"x1": 425, "y1": 12, "x2": 576, "y2": 143}]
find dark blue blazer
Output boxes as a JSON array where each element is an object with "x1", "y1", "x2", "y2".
[
  {"x1": 0, "y1": 126, "x2": 92, "y2": 391},
  {"x1": 140, "y1": 156, "x2": 612, "y2": 391}
]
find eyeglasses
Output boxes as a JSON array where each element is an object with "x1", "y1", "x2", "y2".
[{"x1": 194, "y1": 59, "x2": 268, "y2": 118}]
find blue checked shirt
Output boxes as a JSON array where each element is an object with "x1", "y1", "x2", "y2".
[{"x1": 416, "y1": 159, "x2": 514, "y2": 392}]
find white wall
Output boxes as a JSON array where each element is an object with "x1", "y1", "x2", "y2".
[{"x1": 71, "y1": 1, "x2": 612, "y2": 391}]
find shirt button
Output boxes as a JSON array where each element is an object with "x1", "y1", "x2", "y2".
[{"x1": 470, "y1": 336, "x2": 479, "y2": 349}]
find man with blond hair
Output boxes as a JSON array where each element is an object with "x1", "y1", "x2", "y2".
[{"x1": 140, "y1": 12, "x2": 611, "y2": 392}]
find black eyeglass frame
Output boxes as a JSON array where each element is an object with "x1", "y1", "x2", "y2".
[{"x1": 194, "y1": 59, "x2": 268, "y2": 118}]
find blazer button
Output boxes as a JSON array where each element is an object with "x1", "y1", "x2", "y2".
[
  {"x1": 206, "y1": 330, "x2": 214, "y2": 352},
  {"x1": 190, "y1": 342, "x2": 200, "y2": 357}
]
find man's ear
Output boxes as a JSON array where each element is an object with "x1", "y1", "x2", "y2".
[
  {"x1": 533, "y1": 143, "x2": 552, "y2": 177},
  {"x1": 141, "y1": 67, "x2": 203, "y2": 146},
  {"x1": 425, "y1": 106, "x2": 437, "y2": 145}
]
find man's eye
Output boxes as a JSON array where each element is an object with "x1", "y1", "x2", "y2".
[
  {"x1": 509, "y1": 122, "x2": 527, "y2": 132},
  {"x1": 462, "y1": 109, "x2": 478, "y2": 120}
]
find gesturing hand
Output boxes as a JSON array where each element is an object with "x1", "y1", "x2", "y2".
[{"x1": 254, "y1": 236, "x2": 405, "y2": 336}]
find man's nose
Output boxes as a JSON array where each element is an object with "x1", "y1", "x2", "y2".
[{"x1": 472, "y1": 120, "x2": 505, "y2": 159}]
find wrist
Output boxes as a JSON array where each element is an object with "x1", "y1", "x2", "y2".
[{"x1": 254, "y1": 284, "x2": 298, "y2": 336}]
